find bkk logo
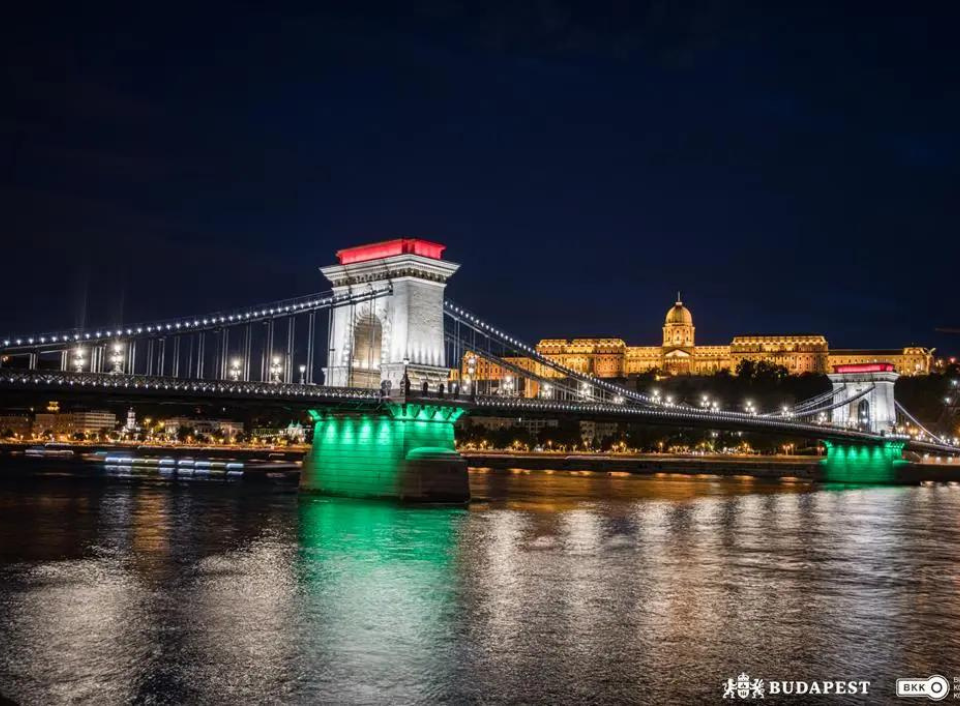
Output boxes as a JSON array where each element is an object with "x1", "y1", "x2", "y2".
[
  {"x1": 722, "y1": 673, "x2": 871, "y2": 699},
  {"x1": 895, "y1": 675, "x2": 951, "y2": 701}
]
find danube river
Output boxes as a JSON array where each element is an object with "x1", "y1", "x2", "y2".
[{"x1": 1, "y1": 472, "x2": 959, "y2": 704}]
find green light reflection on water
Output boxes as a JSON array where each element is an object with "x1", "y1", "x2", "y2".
[{"x1": 294, "y1": 497, "x2": 467, "y2": 701}]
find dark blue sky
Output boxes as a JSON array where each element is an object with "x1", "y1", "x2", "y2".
[{"x1": 2, "y1": 2, "x2": 958, "y2": 353}]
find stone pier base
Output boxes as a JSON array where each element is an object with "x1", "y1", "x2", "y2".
[
  {"x1": 300, "y1": 403, "x2": 469, "y2": 503},
  {"x1": 820, "y1": 440, "x2": 908, "y2": 484}
]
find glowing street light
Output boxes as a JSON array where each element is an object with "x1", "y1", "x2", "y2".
[
  {"x1": 109, "y1": 342, "x2": 124, "y2": 374},
  {"x1": 72, "y1": 348, "x2": 86, "y2": 373},
  {"x1": 229, "y1": 358, "x2": 242, "y2": 381},
  {"x1": 299, "y1": 364, "x2": 307, "y2": 385},
  {"x1": 270, "y1": 355, "x2": 283, "y2": 383}
]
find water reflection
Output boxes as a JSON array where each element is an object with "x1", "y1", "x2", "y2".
[
  {"x1": 0, "y1": 474, "x2": 959, "y2": 704},
  {"x1": 295, "y1": 499, "x2": 466, "y2": 704}
]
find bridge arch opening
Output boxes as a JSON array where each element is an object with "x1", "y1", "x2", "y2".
[
  {"x1": 349, "y1": 309, "x2": 383, "y2": 388},
  {"x1": 857, "y1": 398, "x2": 871, "y2": 431}
]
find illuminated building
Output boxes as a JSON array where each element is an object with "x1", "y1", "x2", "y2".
[
  {"x1": 71, "y1": 411, "x2": 118, "y2": 435},
  {"x1": 464, "y1": 295, "x2": 934, "y2": 388},
  {"x1": 0, "y1": 412, "x2": 32, "y2": 437},
  {"x1": 162, "y1": 417, "x2": 244, "y2": 439},
  {"x1": 32, "y1": 410, "x2": 118, "y2": 437}
]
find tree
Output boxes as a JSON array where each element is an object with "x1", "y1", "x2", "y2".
[
  {"x1": 489, "y1": 425, "x2": 525, "y2": 449},
  {"x1": 736, "y1": 359, "x2": 757, "y2": 379},
  {"x1": 176, "y1": 425, "x2": 193, "y2": 443},
  {"x1": 537, "y1": 421, "x2": 582, "y2": 450},
  {"x1": 0, "y1": 428, "x2": 15, "y2": 439}
]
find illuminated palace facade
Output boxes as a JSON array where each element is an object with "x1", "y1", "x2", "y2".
[{"x1": 463, "y1": 297, "x2": 933, "y2": 388}]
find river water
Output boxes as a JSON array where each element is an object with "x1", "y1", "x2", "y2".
[{"x1": 0, "y1": 471, "x2": 959, "y2": 705}]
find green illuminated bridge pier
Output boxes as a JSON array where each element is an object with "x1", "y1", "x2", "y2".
[{"x1": 1, "y1": 238, "x2": 957, "y2": 501}]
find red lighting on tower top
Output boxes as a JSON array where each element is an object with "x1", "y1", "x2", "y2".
[
  {"x1": 336, "y1": 238, "x2": 446, "y2": 265},
  {"x1": 833, "y1": 362, "x2": 896, "y2": 373}
]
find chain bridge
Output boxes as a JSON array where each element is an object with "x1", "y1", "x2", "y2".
[{"x1": 2, "y1": 238, "x2": 956, "y2": 500}]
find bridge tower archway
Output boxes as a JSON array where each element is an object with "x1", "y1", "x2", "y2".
[
  {"x1": 348, "y1": 305, "x2": 385, "y2": 388},
  {"x1": 857, "y1": 398, "x2": 871, "y2": 431}
]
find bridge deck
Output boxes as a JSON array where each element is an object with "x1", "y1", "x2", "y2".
[{"x1": 0, "y1": 369, "x2": 956, "y2": 455}]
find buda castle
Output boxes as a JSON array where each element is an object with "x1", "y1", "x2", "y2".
[{"x1": 466, "y1": 296, "x2": 932, "y2": 384}]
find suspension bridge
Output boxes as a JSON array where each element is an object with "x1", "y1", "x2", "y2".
[{"x1": 1, "y1": 238, "x2": 956, "y2": 500}]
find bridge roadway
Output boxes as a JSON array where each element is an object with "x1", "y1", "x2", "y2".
[{"x1": 1, "y1": 369, "x2": 957, "y2": 456}]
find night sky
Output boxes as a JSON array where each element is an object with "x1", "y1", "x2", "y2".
[{"x1": 2, "y1": 3, "x2": 958, "y2": 355}]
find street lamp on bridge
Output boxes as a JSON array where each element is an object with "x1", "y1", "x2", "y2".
[
  {"x1": 229, "y1": 358, "x2": 242, "y2": 381},
  {"x1": 270, "y1": 355, "x2": 283, "y2": 384},
  {"x1": 72, "y1": 348, "x2": 86, "y2": 374},
  {"x1": 109, "y1": 343, "x2": 124, "y2": 375}
]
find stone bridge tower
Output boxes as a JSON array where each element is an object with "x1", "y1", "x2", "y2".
[
  {"x1": 320, "y1": 238, "x2": 459, "y2": 391},
  {"x1": 828, "y1": 363, "x2": 899, "y2": 434}
]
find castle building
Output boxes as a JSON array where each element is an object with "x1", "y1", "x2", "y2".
[{"x1": 461, "y1": 296, "x2": 933, "y2": 389}]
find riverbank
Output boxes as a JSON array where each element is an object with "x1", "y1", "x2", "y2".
[
  {"x1": 2, "y1": 444, "x2": 959, "y2": 485},
  {"x1": 464, "y1": 451, "x2": 821, "y2": 479},
  {"x1": 463, "y1": 451, "x2": 960, "y2": 484}
]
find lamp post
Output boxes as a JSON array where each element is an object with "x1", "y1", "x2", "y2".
[
  {"x1": 109, "y1": 343, "x2": 124, "y2": 375},
  {"x1": 465, "y1": 355, "x2": 476, "y2": 395},
  {"x1": 72, "y1": 348, "x2": 86, "y2": 373},
  {"x1": 229, "y1": 358, "x2": 241, "y2": 382},
  {"x1": 299, "y1": 364, "x2": 307, "y2": 385},
  {"x1": 270, "y1": 355, "x2": 282, "y2": 384}
]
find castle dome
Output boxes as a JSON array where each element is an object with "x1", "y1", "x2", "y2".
[{"x1": 665, "y1": 294, "x2": 693, "y2": 326}]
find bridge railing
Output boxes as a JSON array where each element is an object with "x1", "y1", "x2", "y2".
[{"x1": 0, "y1": 369, "x2": 384, "y2": 401}]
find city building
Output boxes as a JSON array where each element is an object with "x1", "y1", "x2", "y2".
[
  {"x1": 0, "y1": 412, "x2": 32, "y2": 438},
  {"x1": 465, "y1": 416, "x2": 559, "y2": 437},
  {"x1": 122, "y1": 408, "x2": 140, "y2": 435},
  {"x1": 32, "y1": 412, "x2": 71, "y2": 437},
  {"x1": 72, "y1": 411, "x2": 118, "y2": 436},
  {"x1": 579, "y1": 420, "x2": 619, "y2": 446},
  {"x1": 32, "y1": 410, "x2": 118, "y2": 437},
  {"x1": 462, "y1": 296, "x2": 934, "y2": 390},
  {"x1": 163, "y1": 417, "x2": 244, "y2": 439}
]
